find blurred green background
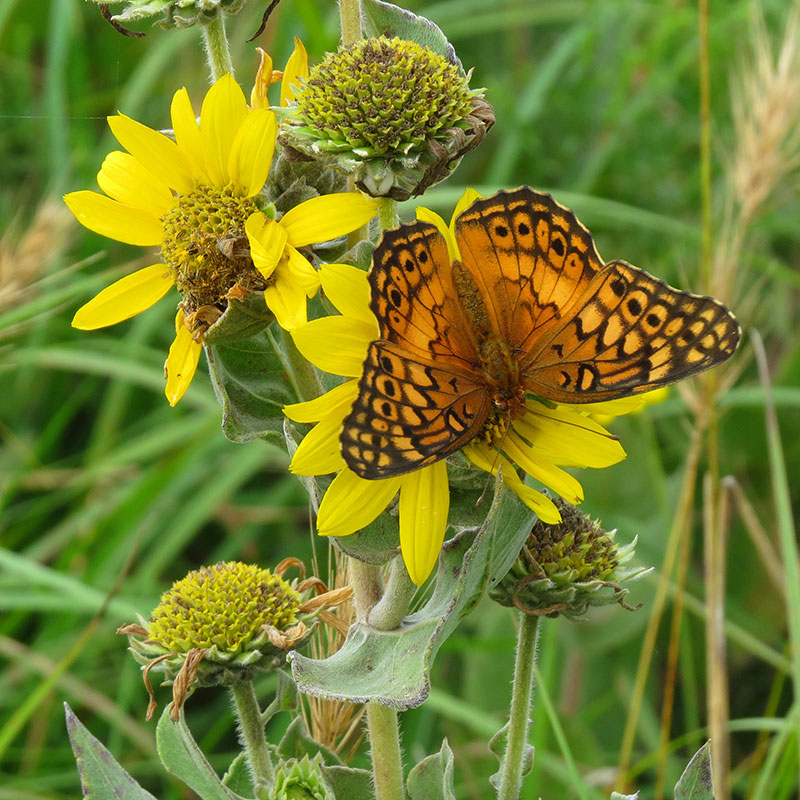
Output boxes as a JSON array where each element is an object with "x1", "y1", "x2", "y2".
[{"x1": 1, "y1": 0, "x2": 798, "y2": 797}]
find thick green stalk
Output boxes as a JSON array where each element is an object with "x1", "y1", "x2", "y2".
[
  {"x1": 379, "y1": 197, "x2": 399, "y2": 230},
  {"x1": 497, "y1": 613, "x2": 541, "y2": 800},
  {"x1": 229, "y1": 681, "x2": 274, "y2": 793},
  {"x1": 367, "y1": 703, "x2": 405, "y2": 800},
  {"x1": 201, "y1": 14, "x2": 234, "y2": 82},
  {"x1": 339, "y1": 0, "x2": 362, "y2": 46}
]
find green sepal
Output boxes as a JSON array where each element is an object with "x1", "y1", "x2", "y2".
[
  {"x1": 156, "y1": 705, "x2": 246, "y2": 800},
  {"x1": 65, "y1": 703, "x2": 157, "y2": 800},
  {"x1": 204, "y1": 291, "x2": 274, "y2": 346},
  {"x1": 406, "y1": 738, "x2": 456, "y2": 800},
  {"x1": 360, "y1": 0, "x2": 462, "y2": 71},
  {"x1": 675, "y1": 741, "x2": 715, "y2": 800},
  {"x1": 319, "y1": 765, "x2": 375, "y2": 800},
  {"x1": 277, "y1": 716, "x2": 342, "y2": 766},
  {"x1": 332, "y1": 509, "x2": 400, "y2": 565},
  {"x1": 488, "y1": 722, "x2": 534, "y2": 790},
  {"x1": 205, "y1": 324, "x2": 293, "y2": 447},
  {"x1": 288, "y1": 482, "x2": 536, "y2": 708}
]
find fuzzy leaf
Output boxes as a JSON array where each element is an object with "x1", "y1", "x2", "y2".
[
  {"x1": 205, "y1": 322, "x2": 293, "y2": 446},
  {"x1": 675, "y1": 741, "x2": 715, "y2": 800},
  {"x1": 289, "y1": 483, "x2": 536, "y2": 708},
  {"x1": 406, "y1": 739, "x2": 456, "y2": 800},
  {"x1": 277, "y1": 716, "x2": 342, "y2": 766},
  {"x1": 222, "y1": 753, "x2": 254, "y2": 796},
  {"x1": 156, "y1": 707, "x2": 245, "y2": 800},
  {"x1": 65, "y1": 704, "x2": 157, "y2": 800},
  {"x1": 488, "y1": 721, "x2": 534, "y2": 790},
  {"x1": 333, "y1": 509, "x2": 400, "y2": 565},
  {"x1": 360, "y1": 0, "x2": 462, "y2": 70},
  {"x1": 204, "y1": 290, "x2": 274, "y2": 346},
  {"x1": 320, "y1": 765, "x2": 375, "y2": 799}
]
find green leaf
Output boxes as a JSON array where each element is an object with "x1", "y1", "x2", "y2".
[
  {"x1": 262, "y1": 669, "x2": 299, "y2": 725},
  {"x1": 204, "y1": 290, "x2": 274, "y2": 346},
  {"x1": 332, "y1": 510, "x2": 400, "y2": 565},
  {"x1": 406, "y1": 738, "x2": 456, "y2": 800},
  {"x1": 488, "y1": 721, "x2": 534, "y2": 790},
  {"x1": 289, "y1": 483, "x2": 536, "y2": 708},
  {"x1": 320, "y1": 764, "x2": 374, "y2": 799},
  {"x1": 277, "y1": 716, "x2": 342, "y2": 766},
  {"x1": 65, "y1": 703, "x2": 157, "y2": 800},
  {"x1": 156, "y1": 706, "x2": 246, "y2": 800},
  {"x1": 222, "y1": 753, "x2": 254, "y2": 797},
  {"x1": 205, "y1": 322, "x2": 292, "y2": 446},
  {"x1": 360, "y1": 0, "x2": 462, "y2": 70},
  {"x1": 674, "y1": 741, "x2": 715, "y2": 800}
]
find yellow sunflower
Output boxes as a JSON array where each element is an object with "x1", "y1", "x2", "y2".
[
  {"x1": 65, "y1": 70, "x2": 377, "y2": 406},
  {"x1": 284, "y1": 193, "x2": 644, "y2": 585}
]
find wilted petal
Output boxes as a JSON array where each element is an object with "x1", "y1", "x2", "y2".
[
  {"x1": 281, "y1": 37, "x2": 308, "y2": 106},
  {"x1": 165, "y1": 311, "x2": 202, "y2": 406},
  {"x1": 250, "y1": 48, "x2": 274, "y2": 109}
]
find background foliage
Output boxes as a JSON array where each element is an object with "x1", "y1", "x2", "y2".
[{"x1": 1, "y1": 0, "x2": 798, "y2": 797}]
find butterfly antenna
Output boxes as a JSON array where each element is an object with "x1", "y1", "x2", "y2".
[{"x1": 476, "y1": 409, "x2": 514, "y2": 507}]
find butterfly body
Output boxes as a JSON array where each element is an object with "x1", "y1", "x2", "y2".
[{"x1": 341, "y1": 187, "x2": 740, "y2": 480}]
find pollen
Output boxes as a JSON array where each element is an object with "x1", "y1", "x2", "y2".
[
  {"x1": 160, "y1": 185, "x2": 264, "y2": 312},
  {"x1": 147, "y1": 561, "x2": 301, "y2": 655}
]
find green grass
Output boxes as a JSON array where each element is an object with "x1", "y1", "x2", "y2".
[{"x1": 1, "y1": 0, "x2": 799, "y2": 797}]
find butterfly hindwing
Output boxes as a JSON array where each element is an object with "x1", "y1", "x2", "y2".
[
  {"x1": 341, "y1": 341, "x2": 491, "y2": 479},
  {"x1": 455, "y1": 187, "x2": 604, "y2": 355},
  {"x1": 522, "y1": 260, "x2": 741, "y2": 403}
]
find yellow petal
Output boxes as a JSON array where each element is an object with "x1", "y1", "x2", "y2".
[
  {"x1": 285, "y1": 245, "x2": 321, "y2": 297},
  {"x1": 227, "y1": 108, "x2": 277, "y2": 196},
  {"x1": 96, "y1": 151, "x2": 174, "y2": 216},
  {"x1": 451, "y1": 187, "x2": 482, "y2": 227},
  {"x1": 415, "y1": 206, "x2": 456, "y2": 258},
  {"x1": 317, "y1": 468, "x2": 402, "y2": 537},
  {"x1": 463, "y1": 443, "x2": 562, "y2": 524},
  {"x1": 284, "y1": 379, "x2": 358, "y2": 423},
  {"x1": 170, "y1": 87, "x2": 208, "y2": 181},
  {"x1": 516, "y1": 402, "x2": 626, "y2": 469},
  {"x1": 281, "y1": 193, "x2": 379, "y2": 247},
  {"x1": 281, "y1": 37, "x2": 308, "y2": 106},
  {"x1": 107, "y1": 114, "x2": 193, "y2": 195},
  {"x1": 291, "y1": 316, "x2": 374, "y2": 375},
  {"x1": 504, "y1": 432, "x2": 584, "y2": 504},
  {"x1": 264, "y1": 262, "x2": 309, "y2": 330},
  {"x1": 63, "y1": 191, "x2": 163, "y2": 246},
  {"x1": 165, "y1": 311, "x2": 202, "y2": 406},
  {"x1": 72, "y1": 264, "x2": 174, "y2": 329},
  {"x1": 250, "y1": 48, "x2": 274, "y2": 109},
  {"x1": 289, "y1": 409, "x2": 349, "y2": 475},
  {"x1": 399, "y1": 461, "x2": 449, "y2": 585},
  {"x1": 319, "y1": 263, "x2": 376, "y2": 325},
  {"x1": 246, "y1": 212, "x2": 288, "y2": 279},
  {"x1": 200, "y1": 73, "x2": 249, "y2": 187},
  {"x1": 580, "y1": 387, "x2": 669, "y2": 417}
]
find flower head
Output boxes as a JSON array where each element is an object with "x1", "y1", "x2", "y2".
[
  {"x1": 273, "y1": 754, "x2": 334, "y2": 800},
  {"x1": 280, "y1": 36, "x2": 494, "y2": 200},
  {"x1": 284, "y1": 192, "x2": 641, "y2": 586},
  {"x1": 65, "y1": 73, "x2": 377, "y2": 405},
  {"x1": 489, "y1": 499, "x2": 649, "y2": 618},
  {"x1": 119, "y1": 559, "x2": 351, "y2": 719}
]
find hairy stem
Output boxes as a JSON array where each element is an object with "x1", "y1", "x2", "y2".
[
  {"x1": 367, "y1": 556, "x2": 416, "y2": 630},
  {"x1": 201, "y1": 14, "x2": 234, "y2": 82},
  {"x1": 229, "y1": 681, "x2": 274, "y2": 792},
  {"x1": 498, "y1": 613, "x2": 541, "y2": 800},
  {"x1": 339, "y1": 0, "x2": 363, "y2": 46}
]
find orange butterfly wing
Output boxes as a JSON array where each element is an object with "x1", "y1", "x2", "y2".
[{"x1": 340, "y1": 222, "x2": 491, "y2": 479}]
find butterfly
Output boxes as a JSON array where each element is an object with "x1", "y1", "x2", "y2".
[{"x1": 340, "y1": 187, "x2": 740, "y2": 480}]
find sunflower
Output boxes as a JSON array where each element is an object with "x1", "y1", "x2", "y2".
[
  {"x1": 284, "y1": 192, "x2": 640, "y2": 585},
  {"x1": 65, "y1": 70, "x2": 377, "y2": 406}
]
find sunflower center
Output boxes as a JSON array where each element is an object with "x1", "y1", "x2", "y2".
[
  {"x1": 479, "y1": 405, "x2": 511, "y2": 448},
  {"x1": 161, "y1": 185, "x2": 266, "y2": 313},
  {"x1": 147, "y1": 562, "x2": 301, "y2": 655}
]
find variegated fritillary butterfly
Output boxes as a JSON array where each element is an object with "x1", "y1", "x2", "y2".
[{"x1": 341, "y1": 187, "x2": 740, "y2": 479}]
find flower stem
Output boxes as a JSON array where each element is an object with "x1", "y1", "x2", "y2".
[
  {"x1": 229, "y1": 680, "x2": 274, "y2": 793},
  {"x1": 497, "y1": 613, "x2": 541, "y2": 800},
  {"x1": 378, "y1": 197, "x2": 399, "y2": 230},
  {"x1": 201, "y1": 14, "x2": 234, "y2": 82},
  {"x1": 339, "y1": 0, "x2": 362, "y2": 46},
  {"x1": 367, "y1": 556, "x2": 416, "y2": 630}
]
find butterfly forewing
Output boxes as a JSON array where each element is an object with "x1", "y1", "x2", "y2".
[
  {"x1": 341, "y1": 341, "x2": 491, "y2": 478},
  {"x1": 522, "y1": 260, "x2": 741, "y2": 403},
  {"x1": 455, "y1": 187, "x2": 604, "y2": 354}
]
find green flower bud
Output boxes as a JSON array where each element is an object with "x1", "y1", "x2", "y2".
[
  {"x1": 490, "y1": 500, "x2": 649, "y2": 619},
  {"x1": 279, "y1": 36, "x2": 494, "y2": 200},
  {"x1": 272, "y1": 755, "x2": 334, "y2": 800},
  {"x1": 119, "y1": 560, "x2": 352, "y2": 719},
  {"x1": 90, "y1": 0, "x2": 246, "y2": 30}
]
